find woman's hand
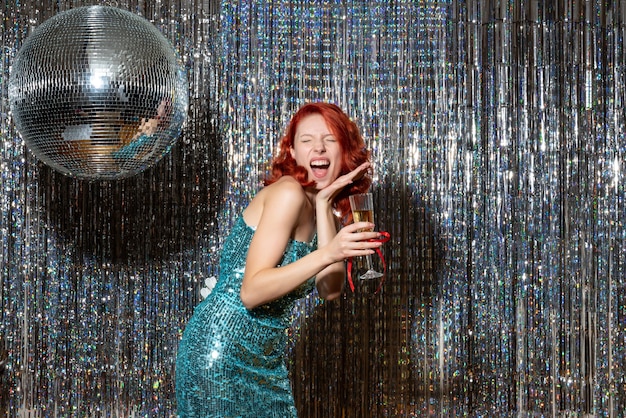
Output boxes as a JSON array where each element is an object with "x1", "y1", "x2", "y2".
[
  {"x1": 324, "y1": 221, "x2": 382, "y2": 264},
  {"x1": 316, "y1": 162, "x2": 371, "y2": 206}
]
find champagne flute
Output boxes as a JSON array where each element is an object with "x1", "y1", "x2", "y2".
[{"x1": 349, "y1": 192, "x2": 384, "y2": 280}]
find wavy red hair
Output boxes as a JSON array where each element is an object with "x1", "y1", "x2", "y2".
[{"x1": 265, "y1": 102, "x2": 372, "y2": 222}]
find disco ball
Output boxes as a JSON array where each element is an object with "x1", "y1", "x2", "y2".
[{"x1": 8, "y1": 5, "x2": 188, "y2": 180}]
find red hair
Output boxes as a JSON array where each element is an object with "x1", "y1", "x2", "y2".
[{"x1": 265, "y1": 102, "x2": 372, "y2": 222}]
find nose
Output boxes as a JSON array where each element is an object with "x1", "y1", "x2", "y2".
[{"x1": 313, "y1": 137, "x2": 326, "y2": 152}]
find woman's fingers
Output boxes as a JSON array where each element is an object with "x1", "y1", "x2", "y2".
[
  {"x1": 343, "y1": 222, "x2": 375, "y2": 233},
  {"x1": 329, "y1": 223, "x2": 384, "y2": 262},
  {"x1": 340, "y1": 223, "x2": 383, "y2": 247},
  {"x1": 318, "y1": 162, "x2": 371, "y2": 201},
  {"x1": 338, "y1": 162, "x2": 370, "y2": 186}
]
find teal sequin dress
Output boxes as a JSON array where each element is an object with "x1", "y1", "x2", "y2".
[{"x1": 176, "y1": 216, "x2": 316, "y2": 417}]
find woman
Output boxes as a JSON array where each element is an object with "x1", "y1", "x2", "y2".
[{"x1": 175, "y1": 102, "x2": 383, "y2": 417}]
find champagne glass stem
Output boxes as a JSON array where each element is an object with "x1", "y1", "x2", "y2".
[{"x1": 365, "y1": 254, "x2": 374, "y2": 271}]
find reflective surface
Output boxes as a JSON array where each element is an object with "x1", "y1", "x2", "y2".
[
  {"x1": 8, "y1": 5, "x2": 188, "y2": 180},
  {"x1": 1, "y1": 0, "x2": 626, "y2": 416}
]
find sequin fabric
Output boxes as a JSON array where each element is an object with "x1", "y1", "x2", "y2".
[{"x1": 176, "y1": 215, "x2": 316, "y2": 417}]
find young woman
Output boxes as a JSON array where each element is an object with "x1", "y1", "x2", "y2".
[{"x1": 175, "y1": 102, "x2": 382, "y2": 416}]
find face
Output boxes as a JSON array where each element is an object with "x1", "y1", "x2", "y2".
[{"x1": 290, "y1": 113, "x2": 343, "y2": 190}]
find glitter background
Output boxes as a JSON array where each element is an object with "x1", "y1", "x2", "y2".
[{"x1": 1, "y1": 0, "x2": 626, "y2": 416}]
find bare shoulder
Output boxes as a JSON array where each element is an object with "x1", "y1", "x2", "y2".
[
  {"x1": 244, "y1": 176, "x2": 307, "y2": 227},
  {"x1": 265, "y1": 176, "x2": 307, "y2": 202},
  {"x1": 262, "y1": 177, "x2": 309, "y2": 216}
]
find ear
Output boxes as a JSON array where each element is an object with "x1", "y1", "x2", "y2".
[{"x1": 289, "y1": 146, "x2": 295, "y2": 160}]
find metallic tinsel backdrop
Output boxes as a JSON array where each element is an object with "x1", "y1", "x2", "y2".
[{"x1": 1, "y1": 0, "x2": 625, "y2": 416}]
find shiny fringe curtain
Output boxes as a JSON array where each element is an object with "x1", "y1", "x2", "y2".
[{"x1": 1, "y1": 0, "x2": 626, "y2": 416}]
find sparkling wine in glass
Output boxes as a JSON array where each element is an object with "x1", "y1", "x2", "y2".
[
  {"x1": 349, "y1": 193, "x2": 383, "y2": 280},
  {"x1": 352, "y1": 208, "x2": 374, "y2": 226}
]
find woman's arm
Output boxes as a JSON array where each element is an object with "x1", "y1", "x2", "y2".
[
  {"x1": 240, "y1": 176, "x2": 380, "y2": 309},
  {"x1": 314, "y1": 162, "x2": 371, "y2": 299},
  {"x1": 240, "y1": 179, "x2": 321, "y2": 309},
  {"x1": 312, "y1": 196, "x2": 346, "y2": 300}
]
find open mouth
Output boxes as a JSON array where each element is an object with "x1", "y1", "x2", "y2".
[{"x1": 310, "y1": 159, "x2": 330, "y2": 178}]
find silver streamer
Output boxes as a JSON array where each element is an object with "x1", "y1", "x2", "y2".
[{"x1": 1, "y1": 0, "x2": 625, "y2": 416}]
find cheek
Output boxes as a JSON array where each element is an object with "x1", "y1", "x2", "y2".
[
  {"x1": 333, "y1": 163, "x2": 343, "y2": 178},
  {"x1": 334, "y1": 151, "x2": 343, "y2": 170}
]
